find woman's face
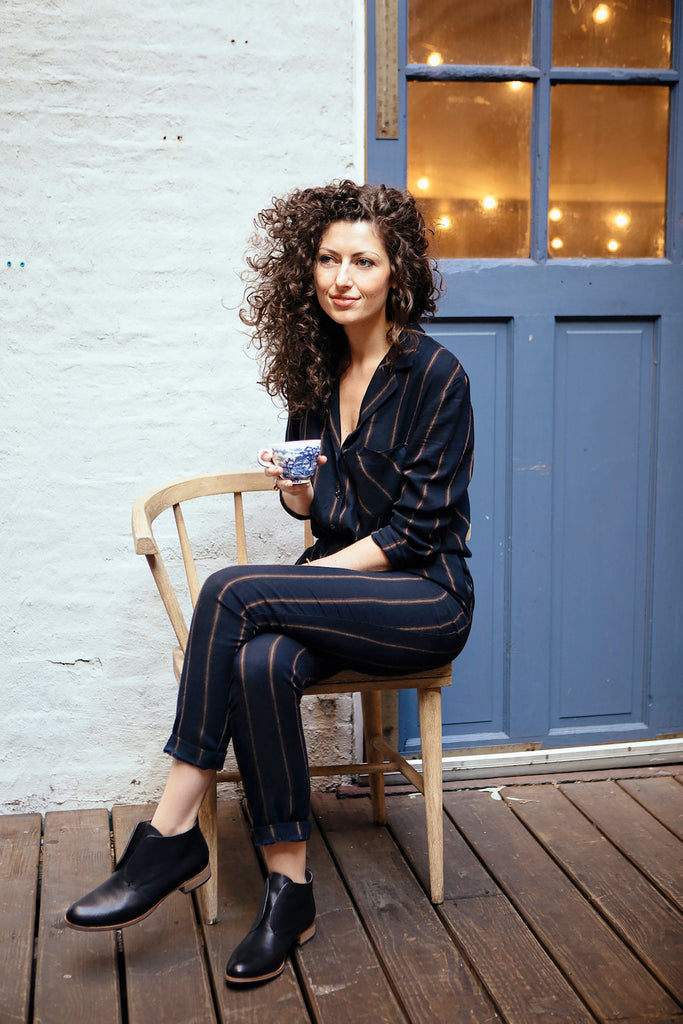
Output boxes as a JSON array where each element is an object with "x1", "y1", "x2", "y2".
[{"x1": 313, "y1": 220, "x2": 393, "y2": 337}]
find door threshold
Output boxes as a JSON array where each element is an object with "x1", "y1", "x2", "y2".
[{"x1": 402, "y1": 736, "x2": 683, "y2": 782}]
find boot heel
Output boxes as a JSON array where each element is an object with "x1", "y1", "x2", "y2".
[
  {"x1": 180, "y1": 864, "x2": 211, "y2": 894},
  {"x1": 296, "y1": 923, "x2": 316, "y2": 946}
]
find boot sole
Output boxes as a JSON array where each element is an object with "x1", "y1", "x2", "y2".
[
  {"x1": 224, "y1": 923, "x2": 316, "y2": 985},
  {"x1": 64, "y1": 865, "x2": 212, "y2": 932}
]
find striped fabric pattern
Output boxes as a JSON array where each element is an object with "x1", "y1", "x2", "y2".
[{"x1": 285, "y1": 327, "x2": 474, "y2": 603}]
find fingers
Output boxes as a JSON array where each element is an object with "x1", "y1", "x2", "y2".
[{"x1": 260, "y1": 451, "x2": 325, "y2": 491}]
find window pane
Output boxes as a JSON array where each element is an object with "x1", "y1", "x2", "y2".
[
  {"x1": 408, "y1": 0, "x2": 532, "y2": 66},
  {"x1": 552, "y1": 0, "x2": 673, "y2": 68},
  {"x1": 549, "y1": 85, "x2": 668, "y2": 258},
  {"x1": 408, "y1": 82, "x2": 532, "y2": 258}
]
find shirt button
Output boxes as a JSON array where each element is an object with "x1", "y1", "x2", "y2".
[{"x1": 335, "y1": 486, "x2": 342, "y2": 496}]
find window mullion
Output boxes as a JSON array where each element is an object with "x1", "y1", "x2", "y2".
[
  {"x1": 668, "y1": 0, "x2": 682, "y2": 261},
  {"x1": 406, "y1": 65, "x2": 540, "y2": 81},
  {"x1": 530, "y1": 0, "x2": 553, "y2": 263},
  {"x1": 550, "y1": 67, "x2": 678, "y2": 83}
]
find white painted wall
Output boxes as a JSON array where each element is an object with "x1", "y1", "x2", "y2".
[{"x1": 1, "y1": 0, "x2": 365, "y2": 813}]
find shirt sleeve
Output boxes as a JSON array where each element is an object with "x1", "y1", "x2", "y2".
[{"x1": 370, "y1": 358, "x2": 473, "y2": 568}]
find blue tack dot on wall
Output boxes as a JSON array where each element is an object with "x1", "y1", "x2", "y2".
[{"x1": 6, "y1": 261, "x2": 10, "y2": 267}]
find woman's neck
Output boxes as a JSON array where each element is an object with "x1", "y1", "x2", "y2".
[{"x1": 343, "y1": 319, "x2": 392, "y2": 371}]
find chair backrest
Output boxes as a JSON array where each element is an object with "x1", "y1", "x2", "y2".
[
  {"x1": 133, "y1": 468, "x2": 469, "y2": 655},
  {"x1": 131, "y1": 471, "x2": 275, "y2": 650}
]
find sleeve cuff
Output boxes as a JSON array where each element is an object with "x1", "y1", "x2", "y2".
[
  {"x1": 370, "y1": 524, "x2": 413, "y2": 569},
  {"x1": 279, "y1": 490, "x2": 311, "y2": 521}
]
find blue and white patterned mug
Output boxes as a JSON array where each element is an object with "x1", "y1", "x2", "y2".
[{"x1": 257, "y1": 439, "x2": 322, "y2": 484}]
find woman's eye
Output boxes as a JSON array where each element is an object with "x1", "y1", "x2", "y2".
[
  {"x1": 357, "y1": 258, "x2": 374, "y2": 268},
  {"x1": 318, "y1": 254, "x2": 335, "y2": 265}
]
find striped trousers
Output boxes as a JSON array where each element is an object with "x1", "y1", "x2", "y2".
[{"x1": 164, "y1": 564, "x2": 472, "y2": 846}]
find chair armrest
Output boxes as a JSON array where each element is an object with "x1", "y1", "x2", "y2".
[{"x1": 131, "y1": 470, "x2": 272, "y2": 555}]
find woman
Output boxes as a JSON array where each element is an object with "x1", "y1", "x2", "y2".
[{"x1": 65, "y1": 180, "x2": 474, "y2": 986}]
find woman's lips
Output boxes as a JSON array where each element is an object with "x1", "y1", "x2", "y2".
[{"x1": 330, "y1": 295, "x2": 358, "y2": 308}]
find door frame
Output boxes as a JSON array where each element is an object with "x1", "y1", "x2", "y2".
[{"x1": 365, "y1": 0, "x2": 683, "y2": 772}]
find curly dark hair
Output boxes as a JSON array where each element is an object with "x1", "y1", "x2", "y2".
[{"x1": 240, "y1": 179, "x2": 441, "y2": 414}]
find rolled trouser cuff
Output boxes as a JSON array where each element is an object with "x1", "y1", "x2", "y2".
[
  {"x1": 163, "y1": 735, "x2": 226, "y2": 772},
  {"x1": 251, "y1": 820, "x2": 311, "y2": 846}
]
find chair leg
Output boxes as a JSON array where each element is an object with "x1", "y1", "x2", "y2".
[
  {"x1": 196, "y1": 781, "x2": 219, "y2": 924},
  {"x1": 361, "y1": 690, "x2": 386, "y2": 825},
  {"x1": 417, "y1": 687, "x2": 444, "y2": 904}
]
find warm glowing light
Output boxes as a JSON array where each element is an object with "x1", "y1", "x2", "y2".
[
  {"x1": 427, "y1": 51, "x2": 443, "y2": 66},
  {"x1": 550, "y1": 237, "x2": 563, "y2": 250},
  {"x1": 416, "y1": 177, "x2": 430, "y2": 191},
  {"x1": 607, "y1": 239, "x2": 620, "y2": 252},
  {"x1": 593, "y1": 4, "x2": 611, "y2": 23},
  {"x1": 614, "y1": 212, "x2": 630, "y2": 228},
  {"x1": 482, "y1": 195, "x2": 498, "y2": 211},
  {"x1": 508, "y1": 80, "x2": 524, "y2": 91},
  {"x1": 549, "y1": 208, "x2": 562, "y2": 222},
  {"x1": 437, "y1": 216, "x2": 452, "y2": 230}
]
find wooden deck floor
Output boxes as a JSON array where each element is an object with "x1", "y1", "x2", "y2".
[{"x1": 2, "y1": 769, "x2": 682, "y2": 1024}]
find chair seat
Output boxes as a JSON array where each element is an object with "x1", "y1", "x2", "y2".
[{"x1": 172, "y1": 645, "x2": 451, "y2": 692}]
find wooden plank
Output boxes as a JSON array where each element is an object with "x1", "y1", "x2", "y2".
[
  {"x1": 0, "y1": 813, "x2": 42, "y2": 1024},
  {"x1": 375, "y1": 0, "x2": 399, "y2": 139},
  {"x1": 296, "y1": 814, "x2": 409, "y2": 1024},
  {"x1": 560, "y1": 781, "x2": 683, "y2": 911},
  {"x1": 618, "y1": 776, "x2": 683, "y2": 840},
  {"x1": 503, "y1": 783, "x2": 683, "y2": 1001},
  {"x1": 34, "y1": 809, "x2": 122, "y2": 1024},
  {"x1": 386, "y1": 795, "x2": 597, "y2": 1024},
  {"x1": 443, "y1": 789, "x2": 681, "y2": 1024},
  {"x1": 312, "y1": 793, "x2": 501, "y2": 1024},
  {"x1": 112, "y1": 804, "x2": 215, "y2": 1024},
  {"x1": 199, "y1": 799, "x2": 310, "y2": 1024}
]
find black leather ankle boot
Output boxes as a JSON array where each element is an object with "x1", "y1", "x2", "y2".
[
  {"x1": 65, "y1": 819, "x2": 210, "y2": 930},
  {"x1": 225, "y1": 870, "x2": 315, "y2": 985}
]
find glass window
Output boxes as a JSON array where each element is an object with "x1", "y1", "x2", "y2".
[
  {"x1": 552, "y1": 0, "x2": 673, "y2": 69},
  {"x1": 408, "y1": 0, "x2": 533, "y2": 66},
  {"x1": 408, "y1": 81, "x2": 533, "y2": 258},
  {"x1": 548, "y1": 85, "x2": 669, "y2": 258}
]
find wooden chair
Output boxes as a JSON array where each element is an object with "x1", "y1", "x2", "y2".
[{"x1": 132, "y1": 471, "x2": 452, "y2": 922}]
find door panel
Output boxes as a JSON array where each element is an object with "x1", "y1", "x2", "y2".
[{"x1": 549, "y1": 321, "x2": 655, "y2": 733}]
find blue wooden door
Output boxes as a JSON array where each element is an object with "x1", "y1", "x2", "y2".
[{"x1": 368, "y1": 0, "x2": 683, "y2": 755}]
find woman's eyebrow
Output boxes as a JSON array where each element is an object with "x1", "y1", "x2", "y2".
[{"x1": 318, "y1": 247, "x2": 382, "y2": 258}]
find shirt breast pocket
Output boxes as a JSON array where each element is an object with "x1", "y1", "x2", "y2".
[{"x1": 349, "y1": 442, "x2": 407, "y2": 518}]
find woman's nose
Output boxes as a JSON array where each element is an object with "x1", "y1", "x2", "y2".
[{"x1": 335, "y1": 262, "x2": 352, "y2": 287}]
